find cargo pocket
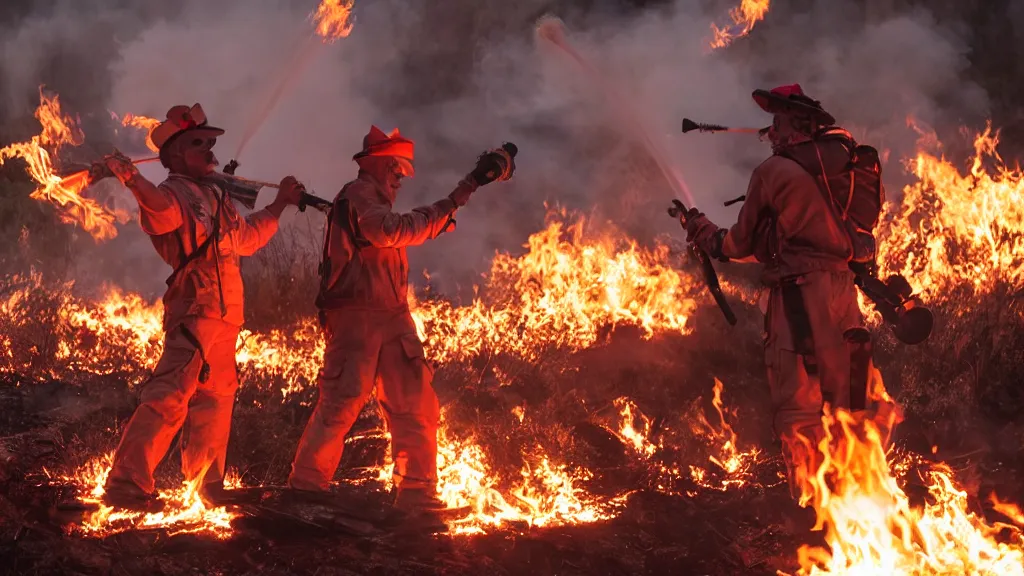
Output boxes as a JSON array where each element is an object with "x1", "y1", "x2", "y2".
[
  {"x1": 385, "y1": 333, "x2": 438, "y2": 419},
  {"x1": 398, "y1": 334, "x2": 433, "y2": 379}
]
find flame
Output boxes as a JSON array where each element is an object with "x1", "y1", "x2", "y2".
[
  {"x1": 437, "y1": 428, "x2": 622, "y2": 534},
  {"x1": 312, "y1": 0, "x2": 355, "y2": 41},
  {"x1": 113, "y1": 112, "x2": 161, "y2": 152},
  {"x1": 353, "y1": 412, "x2": 624, "y2": 535},
  {"x1": 411, "y1": 210, "x2": 697, "y2": 365},
  {"x1": 781, "y1": 402, "x2": 1024, "y2": 575},
  {"x1": 1, "y1": 210, "x2": 695, "y2": 394},
  {"x1": 53, "y1": 452, "x2": 238, "y2": 538},
  {"x1": 877, "y1": 122, "x2": 1024, "y2": 303},
  {"x1": 0, "y1": 88, "x2": 117, "y2": 240},
  {"x1": 688, "y1": 378, "x2": 760, "y2": 491},
  {"x1": 991, "y1": 494, "x2": 1024, "y2": 526},
  {"x1": 709, "y1": 0, "x2": 771, "y2": 49},
  {"x1": 614, "y1": 397, "x2": 658, "y2": 458}
]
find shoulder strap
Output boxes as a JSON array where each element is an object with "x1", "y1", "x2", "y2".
[{"x1": 165, "y1": 182, "x2": 224, "y2": 286}]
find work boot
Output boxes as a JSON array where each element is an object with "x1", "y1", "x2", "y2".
[
  {"x1": 391, "y1": 488, "x2": 469, "y2": 533},
  {"x1": 198, "y1": 482, "x2": 258, "y2": 508},
  {"x1": 101, "y1": 479, "x2": 165, "y2": 513},
  {"x1": 282, "y1": 486, "x2": 342, "y2": 507}
]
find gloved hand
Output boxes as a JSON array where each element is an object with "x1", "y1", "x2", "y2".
[
  {"x1": 448, "y1": 176, "x2": 479, "y2": 207},
  {"x1": 684, "y1": 208, "x2": 717, "y2": 244},
  {"x1": 469, "y1": 145, "x2": 516, "y2": 186},
  {"x1": 685, "y1": 208, "x2": 728, "y2": 260},
  {"x1": 275, "y1": 176, "x2": 306, "y2": 206},
  {"x1": 90, "y1": 149, "x2": 136, "y2": 186}
]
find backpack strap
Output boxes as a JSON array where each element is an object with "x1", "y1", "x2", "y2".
[
  {"x1": 317, "y1": 183, "x2": 372, "y2": 287},
  {"x1": 165, "y1": 182, "x2": 224, "y2": 288}
]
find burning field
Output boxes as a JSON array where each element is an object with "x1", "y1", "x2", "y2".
[
  {"x1": 2, "y1": 3, "x2": 1024, "y2": 568},
  {"x1": 1, "y1": 107, "x2": 1024, "y2": 574}
]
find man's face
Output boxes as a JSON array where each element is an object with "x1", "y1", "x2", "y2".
[
  {"x1": 170, "y1": 133, "x2": 219, "y2": 177},
  {"x1": 766, "y1": 114, "x2": 806, "y2": 153},
  {"x1": 385, "y1": 158, "x2": 406, "y2": 192}
]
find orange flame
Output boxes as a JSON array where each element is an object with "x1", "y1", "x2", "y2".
[
  {"x1": 688, "y1": 378, "x2": 761, "y2": 491},
  {"x1": 312, "y1": 0, "x2": 355, "y2": 41},
  {"x1": 51, "y1": 452, "x2": 239, "y2": 538},
  {"x1": 112, "y1": 112, "x2": 160, "y2": 152},
  {"x1": 411, "y1": 210, "x2": 697, "y2": 365},
  {"x1": 0, "y1": 88, "x2": 118, "y2": 240},
  {"x1": 709, "y1": 0, "x2": 771, "y2": 49},
  {"x1": 876, "y1": 122, "x2": 1024, "y2": 303},
  {"x1": 783, "y1": 404, "x2": 1024, "y2": 575}
]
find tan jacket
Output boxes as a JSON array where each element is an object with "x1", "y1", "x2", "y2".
[
  {"x1": 722, "y1": 154, "x2": 852, "y2": 284},
  {"x1": 139, "y1": 174, "x2": 279, "y2": 329},
  {"x1": 316, "y1": 173, "x2": 456, "y2": 311}
]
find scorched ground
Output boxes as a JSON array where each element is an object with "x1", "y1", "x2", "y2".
[{"x1": 2, "y1": 121, "x2": 1024, "y2": 574}]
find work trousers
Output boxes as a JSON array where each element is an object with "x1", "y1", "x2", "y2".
[
  {"x1": 106, "y1": 317, "x2": 240, "y2": 494},
  {"x1": 289, "y1": 307, "x2": 439, "y2": 492},
  {"x1": 763, "y1": 270, "x2": 863, "y2": 498}
]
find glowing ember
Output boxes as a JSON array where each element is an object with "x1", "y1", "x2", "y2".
[
  {"x1": 688, "y1": 379, "x2": 760, "y2": 491},
  {"x1": 55, "y1": 452, "x2": 239, "y2": 539},
  {"x1": 412, "y1": 210, "x2": 697, "y2": 365},
  {"x1": 312, "y1": 0, "x2": 355, "y2": 41},
  {"x1": 780, "y1": 386, "x2": 1024, "y2": 576},
  {"x1": 0, "y1": 88, "x2": 118, "y2": 240},
  {"x1": 877, "y1": 122, "x2": 1024, "y2": 303},
  {"x1": 709, "y1": 0, "x2": 771, "y2": 49}
]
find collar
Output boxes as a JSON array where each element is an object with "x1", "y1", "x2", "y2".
[{"x1": 358, "y1": 171, "x2": 396, "y2": 204}]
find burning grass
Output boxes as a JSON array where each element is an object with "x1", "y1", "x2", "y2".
[{"x1": 2, "y1": 111, "x2": 1024, "y2": 573}]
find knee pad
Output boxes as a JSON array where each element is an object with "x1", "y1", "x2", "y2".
[{"x1": 845, "y1": 328, "x2": 873, "y2": 411}]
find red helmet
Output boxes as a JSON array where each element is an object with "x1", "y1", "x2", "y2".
[{"x1": 752, "y1": 84, "x2": 835, "y2": 125}]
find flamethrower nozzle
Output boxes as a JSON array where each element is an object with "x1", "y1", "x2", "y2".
[{"x1": 470, "y1": 141, "x2": 518, "y2": 186}]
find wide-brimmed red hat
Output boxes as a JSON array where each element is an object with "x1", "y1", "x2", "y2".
[
  {"x1": 353, "y1": 125, "x2": 415, "y2": 176},
  {"x1": 149, "y1": 103, "x2": 225, "y2": 151},
  {"x1": 752, "y1": 84, "x2": 835, "y2": 125}
]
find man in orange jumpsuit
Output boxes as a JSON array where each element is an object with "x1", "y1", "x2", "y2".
[
  {"x1": 288, "y1": 126, "x2": 508, "y2": 520},
  {"x1": 92, "y1": 104, "x2": 305, "y2": 511},
  {"x1": 682, "y1": 85, "x2": 878, "y2": 498}
]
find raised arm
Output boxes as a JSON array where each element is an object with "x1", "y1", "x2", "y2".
[{"x1": 348, "y1": 179, "x2": 476, "y2": 249}]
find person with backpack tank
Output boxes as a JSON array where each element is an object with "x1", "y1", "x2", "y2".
[
  {"x1": 89, "y1": 103, "x2": 306, "y2": 512},
  {"x1": 681, "y1": 85, "x2": 895, "y2": 499},
  {"x1": 287, "y1": 126, "x2": 514, "y2": 529}
]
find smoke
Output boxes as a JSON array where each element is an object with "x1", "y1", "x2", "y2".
[{"x1": 0, "y1": 0, "x2": 994, "y2": 299}]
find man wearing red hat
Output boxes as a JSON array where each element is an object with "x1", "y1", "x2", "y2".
[
  {"x1": 287, "y1": 126, "x2": 510, "y2": 524},
  {"x1": 90, "y1": 103, "x2": 306, "y2": 511},
  {"x1": 682, "y1": 85, "x2": 880, "y2": 498}
]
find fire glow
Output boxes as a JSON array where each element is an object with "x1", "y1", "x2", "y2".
[
  {"x1": 0, "y1": 89, "x2": 117, "y2": 241},
  {"x1": 709, "y1": 0, "x2": 771, "y2": 49},
  {"x1": 3, "y1": 95, "x2": 1024, "y2": 569},
  {"x1": 876, "y1": 123, "x2": 1024, "y2": 303},
  {"x1": 312, "y1": 0, "x2": 355, "y2": 41}
]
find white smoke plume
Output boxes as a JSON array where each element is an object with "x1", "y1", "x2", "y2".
[{"x1": 0, "y1": 0, "x2": 993, "y2": 299}]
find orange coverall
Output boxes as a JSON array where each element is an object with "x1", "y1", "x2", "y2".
[
  {"x1": 106, "y1": 174, "x2": 279, "y2": 494},
  {"x1": 719, "y1": 152, "x2": 864, "y2": 491},
  {"x1": 288, "y1": 173, "x2": 456, "y2": 492}
]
